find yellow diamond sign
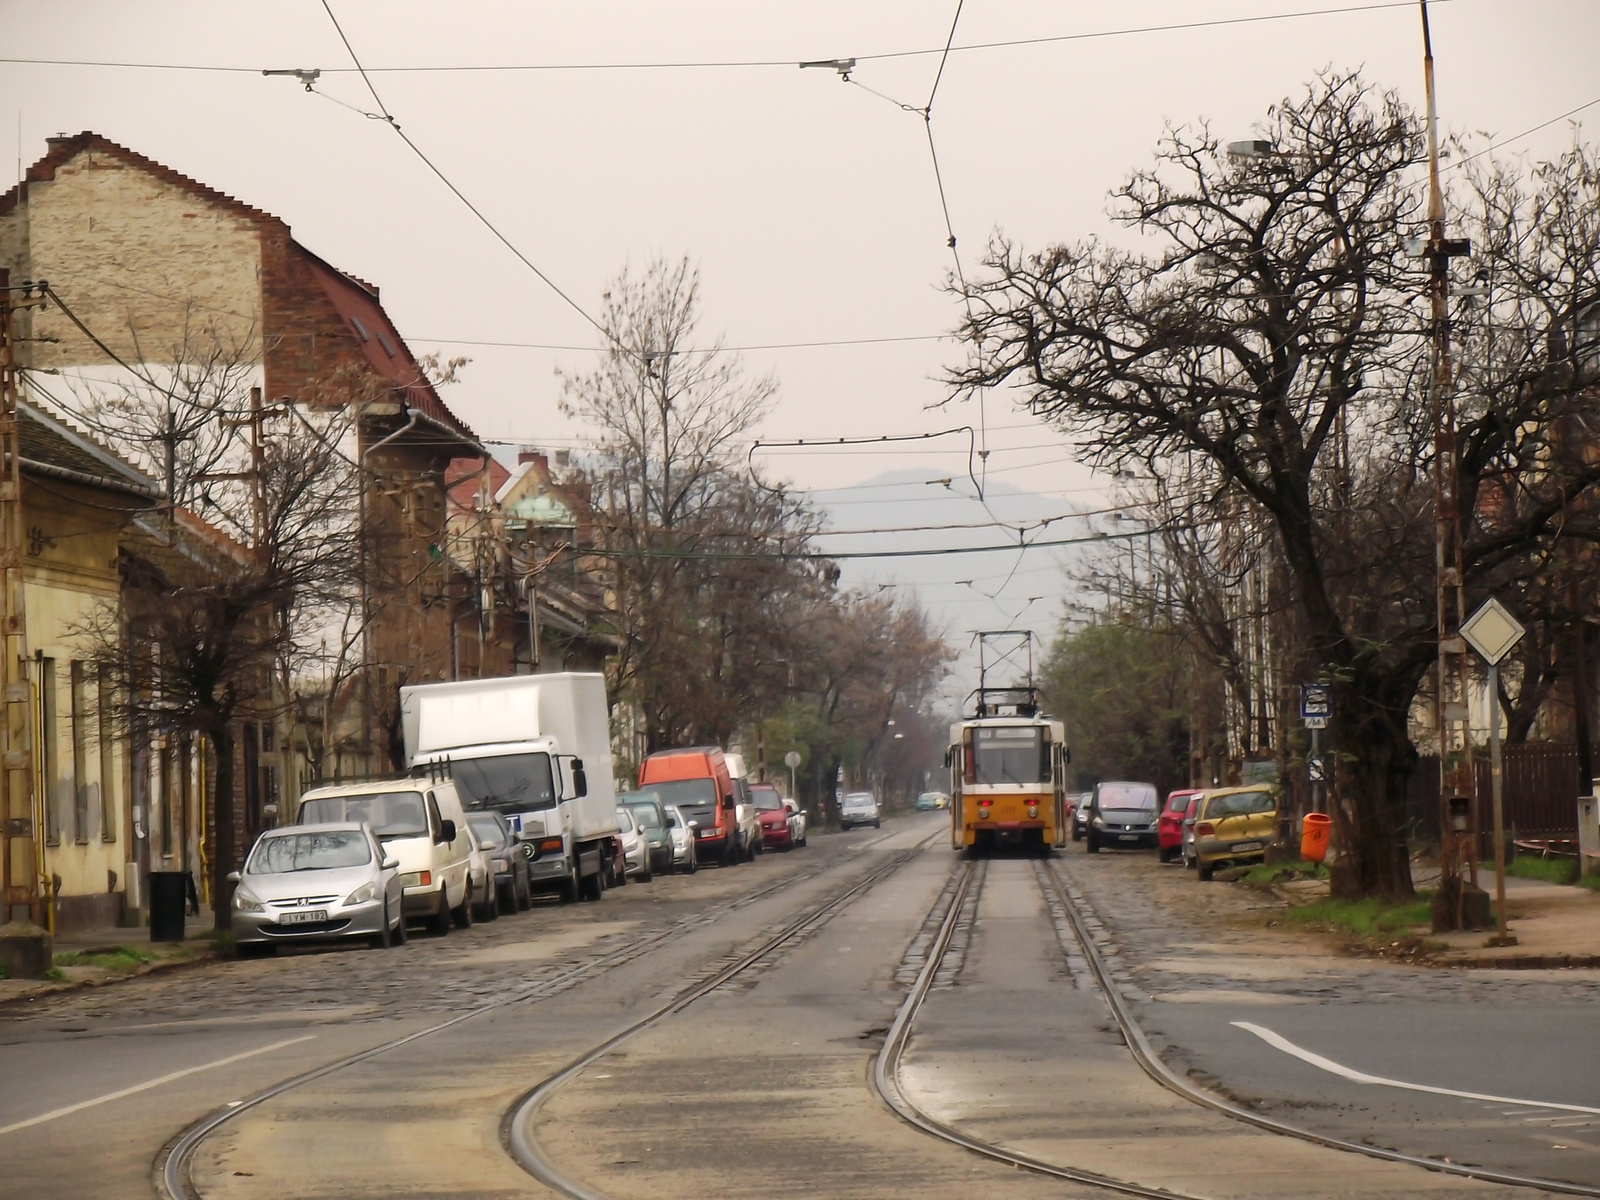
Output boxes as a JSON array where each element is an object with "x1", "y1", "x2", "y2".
[{"x1": 1460, "y1": 598, "x2": 1525, "y2": 667}]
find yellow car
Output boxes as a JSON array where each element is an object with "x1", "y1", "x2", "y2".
[{"x1": 1191, "y1": 786, "x2": 1278, "y2": 880}]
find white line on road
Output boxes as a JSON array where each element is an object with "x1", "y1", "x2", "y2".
[
  {"x1": 0, "y1": 1035, "x2": 315, "y2": 1136},
  {"x1": 1233, "y1": 1022, "x2": 1600, "y2": 1117}
]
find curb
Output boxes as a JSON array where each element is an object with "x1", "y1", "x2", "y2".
[
  {"x1": 1443, "y1": 953, "x2": 1600, "y2": 970},
  {"x1": 0, "y1": 945, "x2": 220, "y2": 1008}
]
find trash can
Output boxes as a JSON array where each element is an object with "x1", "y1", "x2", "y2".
[
  {"x1": 1300, "y1": 813, "x2": 1333, "y2": 864},
  {"x1": 148, "y1": 871, "x2": 189, "y2": 942}
]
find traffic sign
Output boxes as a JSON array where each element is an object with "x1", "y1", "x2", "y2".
[
  {"x1": 783, "y1": 750, "x2": 802, "y2": 770},
  {"x1": 1461, "y1": 597, "x2": 1526, "y2": 667},
  {"x1": 1301, "y1": 683, "x2": 1331, "y2": 729},
  {"x1": 1308, "y1": 757, "x2": 1327, "y2": 782}
]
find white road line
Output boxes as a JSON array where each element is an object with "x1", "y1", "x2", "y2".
[
  {"x1": 0, "y1": 1035, "x2": 315, "y2": 1136},
  {"x1": 1233, "y1": 1022, "x2": 1600, "y2": 1117}
]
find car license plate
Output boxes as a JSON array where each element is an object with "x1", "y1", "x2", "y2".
[
  {"x1": 1117, "y1": 833, "x2": 1139, "y2": 841},
  {"x1": 698, "y1": 829, "x2": 717, "y2": 838},
  {"x1": 1232, "y1": 841, "x2": 1262, "y2": 852},
  {"x1": 280, "y1": 909, "x2": 327, "y2": 925}
]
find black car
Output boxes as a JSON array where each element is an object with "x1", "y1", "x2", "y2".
[
  {"x1": 1085, "y1": 781, "x2": 1160, "y2": 853},
  {"x1": 465, "y1": 810, "x2": 532, "y2": 912},
  {"x1": 617, "y1": 791, "x2": 674, "y2": 876}
]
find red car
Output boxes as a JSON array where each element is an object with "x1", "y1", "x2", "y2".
[
  {"x1": 751, "y1": 784, "x2": 793, "y2": 849},
  {"x1": 1159, "y1": 789, "x2": 1204, "y2": 862}
]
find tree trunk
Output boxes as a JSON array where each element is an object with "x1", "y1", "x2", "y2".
[
  {"x1": 1332, "y1": 685, "x2": 1416, "y2": 900},
  {"x1": 209, "y1": 723, "x2": 236, "y2": 932}
]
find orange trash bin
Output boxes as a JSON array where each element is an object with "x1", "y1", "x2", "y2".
[{"x1": 1300, "y1": 812, "x2": 1332, "y2": 864}]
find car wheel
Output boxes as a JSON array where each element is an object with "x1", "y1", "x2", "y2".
[
  {"x1": 392, "y1": 907, "x2": 408, "y2": 946},
  {"x1": 452, "y1": 881, "x2": 474, "y2": 928},
  {"x1": 874, "y1": 820, "x2": 881, "y2": 829},
  {"x1": 498, "y1": 880, "x2": 514, "y2": 914},
  {"x1": 840, "y1": 821, "x2": 850, "y2": 832},
  {"x1": 517, "y1": 870, "x2": 533, "y2": 911},
  {"x1": 640, "y1": 854, "x2": 652, "y2": 883},
  {"x1": 486, "y1": 881, "x2": 501, "y2": 921},
  {"x1": 429, "y1": 892, "x2": 453, "y2": 936},
  {"x1": 369, "y1": 902, "x2": 392, "y2": 950},
  {"x1": 1197, "y1": 860, "x2": 1215, "y2": 881},
  {"x1": 1071, "y1": 824, "x2": 1082, "y2": 842},
  {"x1": 686, "y1": 846, "x2": 698, "y2": 874},
  {"x1": 1086, "y1": 832, "x2": 1100, "y2": 854}
]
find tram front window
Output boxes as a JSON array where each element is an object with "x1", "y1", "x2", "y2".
[{"x1": 974, "y1": 727, "x2": 1046, "y2": 785}]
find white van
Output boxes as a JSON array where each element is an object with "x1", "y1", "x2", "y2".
[
  {"x1": 724, "y1": 752, "x2": 762, "y2": 861},
  {"x1": 297, "y1": 778, "x2": 476, "y2": 935}
]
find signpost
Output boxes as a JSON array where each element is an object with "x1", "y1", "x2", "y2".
[
  {"x1": 784, "y1": 750, "x2": 801, "y2": 805},
  {"x1": 1300, "y1": 684, "x2": 1331, "y2": 821},
  {"x1": 1460, "y1": 597, "x2": 1526, "y2": 947}
]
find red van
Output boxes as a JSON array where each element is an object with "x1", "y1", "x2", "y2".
[{"x1": 638, "y1": 747, "x2": 739, "y2": 868}]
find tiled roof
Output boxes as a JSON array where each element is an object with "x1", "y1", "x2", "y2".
[{"x1": 17, "y1": 402, "x2": 159, "y2": 498}]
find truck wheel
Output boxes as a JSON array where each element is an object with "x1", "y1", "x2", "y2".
[
  {"x1": 429, "y1": 893, "x2": 453, "y2": 935},
  {"x1": 559, "y1": 863, "x2": 580, "y2": 904},
  {"x1": 581, "y1": 865, "x2": 604, "y2": 901}
]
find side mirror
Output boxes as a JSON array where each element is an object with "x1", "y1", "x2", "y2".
[
  {"x1": 382, "y1": 856, "x2": 399, "y2": 870},
  {"x1": 571, "y1": 760, "x2": 588, "y2": 798},
  {"x1": 225, "y1": 870, "x2": 242, "y2": 884},
  {"x1": 722, "y1": 795, "x2": 734, "y2": 811},
  {"x1": 438, "y1": 818, "x2": 457, "y2": 844},
  {"x1": 687, "y1": 820, "x2": 700, "y2": 829}
]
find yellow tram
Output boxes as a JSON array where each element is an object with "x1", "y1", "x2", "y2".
[{"x1": 946, "y1": 632, "x2": 1069, "y2": 855}]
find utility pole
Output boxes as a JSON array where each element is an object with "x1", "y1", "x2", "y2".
[
  {"x1": 1421, "y1": 1, "x2": 1483, "y2": 931},
  {"x1": 0, "y1": 269, "x2": 50, "y2": 977}
]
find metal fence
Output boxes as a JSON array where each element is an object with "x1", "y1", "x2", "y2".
[{"x1": 1407, "y1": 744, "x2": 1582, "y2": 850}]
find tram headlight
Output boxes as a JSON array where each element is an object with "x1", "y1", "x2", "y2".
[{"x1": 1026, "y1": 803, "x2": 1039, "y2": 819}]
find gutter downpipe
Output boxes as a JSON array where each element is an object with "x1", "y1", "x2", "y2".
[{"x1": 358, "y1": 407, "x2": 421, "y2": 770}]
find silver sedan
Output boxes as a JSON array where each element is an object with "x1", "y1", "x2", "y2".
[{"x1": 230, "y1": 822, "x2": 405, "y2": 956}]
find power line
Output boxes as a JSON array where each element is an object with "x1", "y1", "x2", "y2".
[
  {"x1": 594, "y1": 524, "x2": 1163, "y2": 563},
  {"x1": 415, "y1": 332, "x2": 949, "y2": 353},
  {"x1": 0, "y1": 3, "x2": 1452, "y2": 76}
]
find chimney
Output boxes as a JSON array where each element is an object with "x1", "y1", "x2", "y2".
[{"x1": 518, "y1": 448, "x2": 549, "y2": 473}]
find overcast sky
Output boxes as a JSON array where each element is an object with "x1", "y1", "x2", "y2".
[{"x1": 6, "y1": 0, "x2": 1598, "y2": 677}]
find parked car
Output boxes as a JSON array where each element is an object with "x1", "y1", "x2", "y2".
[
  {"x1": 639, "y1": 748, "x2": 739, "y2": 867},
  {"x1": 783, "y1": 798, "x2": 808, "y2": 847},
  {"x1": 751, "y1": 785, "x2": 794, "y2": 850},
  {"x1": 297, "y1": 777, "x2": 476, "y2": 935},
  {"x1": 663, "y1": 804, "x2": 698, "y2": 873},
  {"x1": 618, "y1": 790, "x2": 674, "y2": 876},
  {"x1": 464, "y1": 822, "x2": 501, "y2": 920},
  {"x1": 1159, "y1": 789, "x2": 1205, "y2": 863},
  {"x1": 231, "y1": 822, "x2": 404, "y2": 956},
  {"x1": 465, "y1": 810, "x2": 531, "y2": 913},
  {"x1": 915, "y1": 791, "x2": 949, "y2": 811},
  {"x1": 1070, "y1": 792, "x2": 1093, "y2": 841},
  {"x1": 1085, "y1": 781, "x2": 1160, "y2": 852},
  {"x1": 840, "y1": 791, "x2": 881, "y2": 830},
  {"x1": 1192, "y1": 786, "x2": 1278, "y2": 880},
  {"x1": 616, "y1": 806, "x2": 651, "y2": 881}
]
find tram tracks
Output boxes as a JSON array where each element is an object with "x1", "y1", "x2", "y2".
[
  {"x1": 155, "y1": 825, "x2": 925, "y2": 1200},
  {"x1": 872, "y1": 852, "x2": 1600, "y2": 1199}
]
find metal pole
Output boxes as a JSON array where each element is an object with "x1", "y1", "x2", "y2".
[
  {"x1": 1488, "y1": 661, "x2": 1516, "y2": 945},
  {"x1": 1311, "y1": 726, "x2": 1322, "y2": 815}
]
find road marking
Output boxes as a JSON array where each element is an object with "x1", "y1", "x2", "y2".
[
  {"x1": 0, "y1": 1035, "x2": 315, "y2": 1136},
  {"x1": 1233, "y1": 1022, "x2": 1600, "y2": 1117}
]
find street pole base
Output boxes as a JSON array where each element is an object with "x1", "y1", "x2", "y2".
[
  {"x1": 0, "y1": 919, "x2": 53, "y2": 980},
  {"x1": 1484, "y1": 934, "x2": 1520, "y2": 948}
]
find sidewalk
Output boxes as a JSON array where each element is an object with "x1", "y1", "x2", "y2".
[
  {"x1": 1429, "y1": 869, "x2": 1600, "y2": 968},
  {"x1": 0, "y1": 908, "x2": 222, "y2": 1005}
]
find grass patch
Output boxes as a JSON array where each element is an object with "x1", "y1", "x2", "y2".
[
  {"x1": 1508, "y1": 855, "x2": 1580, "y2": 885},
  {"x1": 1579, "y1": 873, "x2": 1600, "y2": 893},
  {"x1": 1240, "y1": 860, "x2": 1327, "y2": 887},
  {"x1": 1283, "y1": 895, "x2": 1434, "y2": 940},
  {"x1": 43, "y1": 966, "x2": 66, "y2": 982},
  {"x1": 0, "y1": 963, "x2": 7, "y2": 980},
  {"x1": 53, "y1": 945, "x2": 157, "y2": 973}
]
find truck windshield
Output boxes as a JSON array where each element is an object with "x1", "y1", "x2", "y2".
[
  {"x1": 646, "y1": 778, "x2": 719, "y2": 807},
  {"x1": 974, "y1": 726, "x2": 1046, "y2": 785},
  {"x1": 299, "y1": 791, "x2": 428, "y2": 838},
  {"x1": 453, "y1": 752, "x2": 557, "y2": 813}
]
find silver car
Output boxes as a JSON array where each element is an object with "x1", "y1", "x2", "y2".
[
  {"x1": 664, "y1": 804, "x2": 698, "y2": 873},
  {"x1": 616, "y1": 806, "x2": 651, "y2": 881},
  {"x1": 839, "y1": 791, "x2": 880, "y2": 830},
  {"x1": 230, "y1": 822, "x2": 404, "y2": 957}
]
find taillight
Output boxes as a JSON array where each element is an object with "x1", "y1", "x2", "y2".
[
  {"x1": 418, "y1": 871, "x2": 431, "y2": 886},
  {"x1": 1195, "y1": 822, "x2": 1215, "y2": 837}
]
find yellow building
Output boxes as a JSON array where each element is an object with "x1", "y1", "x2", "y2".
[{"x1": 17, "y1": 401, "x2": 157, "y2": 931}]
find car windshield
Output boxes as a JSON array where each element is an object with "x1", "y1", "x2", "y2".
[
  {"x1": 617, "y1": 794, "x2": 665, "y2": 829},
  {"x1": 248, "y1": 830, "x2": 370, "y2": 874},
  {"x1": 752, "y1": 791, "x2": 785, "y2": 811},
  {"x1": 452, "y1": 752, "x2": 557, "y2": 813},
  {"x1": 615, "y1": 809, "x2": 636, "y2": 832},
  {"x1": 646, "y1": 778, "x2": 719, "y2": 807},
  {"x1": 665, "y1": 809, "x2": 683, "y2": 829},
  {"x1": 1206, "y1": 790, "x2": 1276, "y2": 818},
  {"x1": 465, "y1": 814, "x2": 506, "y2": 848},
  {"x1": 299, "y1": 791, "x2": 429, "y2": 838},
  {"x1": 843, "y1": 793, "x2": 875, "y2": 808},
  {"x1": 1165, "y1": 793, "x2": 1196, "y2": 812},
  {"x1": 1098, "y1": 784, "x2": 1157, "y2": 811},
  {"x1": 973, "y1": 726, "x2": 1047, "y2": 785}
]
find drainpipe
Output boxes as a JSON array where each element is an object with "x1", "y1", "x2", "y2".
[{"x1": 358, "y1": 408, "x2": 421, "y2": 769}]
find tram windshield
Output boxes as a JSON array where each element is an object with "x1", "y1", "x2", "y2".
[{"x1": 973, "y1": 726, "x2": 1047, "y2": 785}]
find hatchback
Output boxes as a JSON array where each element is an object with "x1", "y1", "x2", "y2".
[
  {"x1": 465, "y1": 810, "x2": 532, "y2": 913},
  {"x1": 231, "y1": 822, "x2": 404, "y2": 956},
  {"x1": 1159, "y1": 789, "x2": 1204, "y2": 862},
  {"x1": 1192, "y1": 786, "x2": 1278, "y2": 880},
  {"x1": 663, "y1": 804, "x2": 698, "y2": 873},
  {"x1": 840, "y1": 791, "x2": 880, "y2": 830}
]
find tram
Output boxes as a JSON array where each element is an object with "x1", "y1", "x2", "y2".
[{"x1": 946, "y1": 632, "x2": 1069, "y2": 855}]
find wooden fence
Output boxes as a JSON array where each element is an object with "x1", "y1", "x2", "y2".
[{"x1": 1407, "y1": 744, "x2": 1582, "y2": 850}]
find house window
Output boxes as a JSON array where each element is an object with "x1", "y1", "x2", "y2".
[
  {"x1": 98, "y1": 669, "x2": 117, "y2": 843},
  {"x1": 40, "y1": 657, "x2": 58, "y2": 845},
  {"x1": 70, "y1": 661, "x2": 88, "y2": 843},
  {"x1": 349, "y1": 315, "x2": 371, "y2": 342},
  {"x1": 376, "y1": 330, "x2": 396, "y2": 357},
  {"x1": 1578, "y1": 302, "x2": 1600, "y2": 378}
]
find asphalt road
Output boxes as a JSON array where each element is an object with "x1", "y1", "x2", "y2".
[{"x1": 3, "y1": 812, "x2": 1596, "y2": 1199}]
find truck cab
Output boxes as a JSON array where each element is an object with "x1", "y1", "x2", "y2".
[{"x1": 638, "y1": 748, "x2": 739, "y2": 868}]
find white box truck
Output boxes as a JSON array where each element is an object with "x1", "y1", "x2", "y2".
[{"x1": 401, "y1": 672, "x2": 621, "y2": 903}]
